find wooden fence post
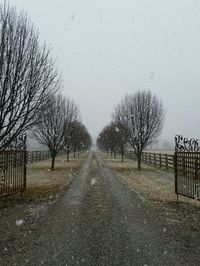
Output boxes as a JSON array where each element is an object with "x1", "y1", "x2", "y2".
[
  {"x1": 154, "y1": 153, "x2": 156, "y2": 166},
  {"x1": 165, "y1": 154, "x2": 168, "y2": 169},
  {"x1": 159, "y1": 153, "x2": 162, "y2": 167}
]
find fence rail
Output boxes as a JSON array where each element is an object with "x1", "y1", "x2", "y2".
[
  {"x1": 126, "y1": 151, "x2": 175, "y2": 170},
  {"x1": 27, "y1": 150, "x2": 67, "y2": 164},
  {"x1": 27, "y1": 150, "x2": 51, "y2": 164}
]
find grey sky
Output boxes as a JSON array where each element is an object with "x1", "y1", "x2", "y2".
[{"x1": 9, "y1": 0, "x2": 200, "y2": 143}]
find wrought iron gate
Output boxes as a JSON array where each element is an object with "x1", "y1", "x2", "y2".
[
  {"x1": 175, "y1": 135, "x2": 200, "y2": 200},
  {"x1": 0, "y1": 135, "x2": 27, "y2": 198}
]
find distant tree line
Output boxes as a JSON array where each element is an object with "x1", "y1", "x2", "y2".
[
  {"x1": 97, "y1": 122, "x2": 127, "y2": 162},
  {"x1": 97, "y1": 90, "x2": 165, "y2": 170},
  {"x1": 0, "y1": 2, "x2": 92, "y2": 170}
]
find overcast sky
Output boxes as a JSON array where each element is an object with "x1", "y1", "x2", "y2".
[{"x1": 9, "y1": 0, "x2": 200, "y2": 144}]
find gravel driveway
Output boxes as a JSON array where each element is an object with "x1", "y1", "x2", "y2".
[{"x1": 0, "y1": 151, "x2": 199, "y2": 265}]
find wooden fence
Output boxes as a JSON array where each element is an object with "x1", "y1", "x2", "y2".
[
  {"x1": 126, "y1": 151, "x2": 175, "y2": 170},
  {"x1": 27, "y1": 150, "x2": 66, "y2": 164},
  {"x1": 27, "y1": 150, "x2": 51, "y2": 164}
]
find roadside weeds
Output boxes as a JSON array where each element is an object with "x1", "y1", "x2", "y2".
[
  {"x1": 102, "y1": 153, "x2": 200, "y2": 231},
  {"x1": 0, "y1": 153, "x2": 87, "y2": 208}
]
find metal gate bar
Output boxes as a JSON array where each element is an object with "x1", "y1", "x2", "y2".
[
  {"x1": 0, "y1": 135, "x2": 27, "y2": 198},
  {"x1": 175, "y1": 135, "x2": 200, "y2": 200}
]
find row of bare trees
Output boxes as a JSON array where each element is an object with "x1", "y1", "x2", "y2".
[
  {"x1": 0, "y1": 3, "x2": 92, "y2": 170},
  {"x1": 33, "y1": 94, "x2": 91, "y2": 170},
  {"x1": 97, "y1": 122, "x2": 127, "y2": 162},
  {"x1": 97, "y1": 90, "x2": 165, "y2": 170}
]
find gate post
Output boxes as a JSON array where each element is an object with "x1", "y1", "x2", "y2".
[{"x1": 174, "y1": 152, "x2": 178, "y2": 201}]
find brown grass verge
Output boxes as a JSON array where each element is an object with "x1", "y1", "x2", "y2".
[
  {"x1": 23, "y1": 153, "x2": 86, "y2": 202},
  {"x1": 0, "y1": 153, "x2": 87, "y2": 208},
  {"x1": 102, "y1": 153, "x2": 200, "y2": 208}
]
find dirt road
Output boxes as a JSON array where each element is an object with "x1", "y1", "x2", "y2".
[{"x1": 0, "y1": 151, "x2": 199, "y2": 265}]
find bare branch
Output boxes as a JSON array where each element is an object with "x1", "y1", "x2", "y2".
[
  {"x1": 113, "y1": 90, "x2": 165, "y2": 170},
  {"x1": 0, "y1": 2, "x2": 60, "y2": 149}
]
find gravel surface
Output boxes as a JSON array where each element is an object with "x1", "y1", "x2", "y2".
[{"x1": 0, "y1": 151, "x2": 200, "y2": 265}]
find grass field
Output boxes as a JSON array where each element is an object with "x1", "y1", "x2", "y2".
[
  {"x1": 144, "y1": 149, "x2": 174, "y2": 154},
  {"x1": 102, "y1": 152, "x2": 200, "y2": 208},
  {"x1": 22, "y1": 153, "x2": 87, "y2": 202}
]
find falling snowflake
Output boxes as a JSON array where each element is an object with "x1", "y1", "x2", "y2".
[
  {"x1": 90, "y1": 178, "x2": 96, "y2": 186},
  {"x1": 70, "y1": 14, "x2": 75, "y2": 20},
  {"x1": 16, "y1": 219, "x2": 24, "y2": 226}
]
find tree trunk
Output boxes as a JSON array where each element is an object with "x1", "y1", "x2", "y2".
[
  {"x1": 51, "y1": 154, "x2": 56, "y2": 170},
  {"x1": 114, "y1": 150, "x2": 116, "y2": 159},
  {"x1": 121, "y1": 149, "x2": 124, "y2": 162},
  {"x1": 67, "y1": 147, "x2": 69, "y2": 162},
  {"x1": 137, "y1": 153, "x2": 142, "y2": 171},
  {"x1": 73, "y1": 148, "x2": 76, "y2": 158}
]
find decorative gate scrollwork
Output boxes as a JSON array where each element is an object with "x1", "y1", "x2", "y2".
[
  {"x1": 175, "y1": 135, "x2": 200, "y2": 200},
  {"x1": 0, "y1": 134, "x2": 27, "y2": 150},
  {"x1": 175, "y1": 135, "x2": 200, "y2": 152}
]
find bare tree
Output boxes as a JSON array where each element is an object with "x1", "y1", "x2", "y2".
[
  {"x1": 65, "y1": 121, "x2": 91, "y2": 160},
  {"x1": 0, "y1": 3, "x2": 59, "y2": 149},
  {"x1": 32, "y1": 95, "x2": 78, "y2": 170},
  {"x1": 97, "y1": 123, "x2": 113, "y2": 157},
  {"x1": 97, "y1": 122, "x2": 125, "y2": 160},
  {"x1": 115, "y1": 123, "x2": 127, "y2": 162},
  {"x1": 113, "y1": 90, "x2": 165, "y2": 170},
  {"x1": 64, "y1": 104, "x2": 80, "y2": 161}
]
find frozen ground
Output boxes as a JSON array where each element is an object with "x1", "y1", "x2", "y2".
[
  {"x1": 23, "y1": 154, "x2": 86, "y2": 203},
  {"x1": 0, "y1": 151, "x2": 199, "y2": 265}
]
